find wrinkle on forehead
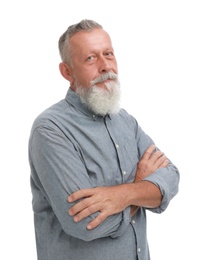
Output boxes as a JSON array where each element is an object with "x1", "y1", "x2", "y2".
[{"x1": 70, "y1": 29, "x2": 113, "y2": 57}]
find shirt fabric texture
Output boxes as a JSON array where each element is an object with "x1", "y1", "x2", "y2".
[{"x1": 29, "y1": 88, "x2": 180, "y2": 260}]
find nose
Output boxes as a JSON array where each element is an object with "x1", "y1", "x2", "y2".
[{"x1": 98, "y1": 56, "x2": 112, "y2": 73}]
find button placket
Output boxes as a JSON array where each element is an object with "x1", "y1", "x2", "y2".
[{"x1": 105, "y1": 120, "x2": 127, "y2": 183}]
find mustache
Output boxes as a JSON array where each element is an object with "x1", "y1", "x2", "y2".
[{"x1": 91, "y1": 72, "x2": 118, "y2": 85}]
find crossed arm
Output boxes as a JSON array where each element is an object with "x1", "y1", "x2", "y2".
[{"x1": 68, "y1": 145, "x2": 168, "y2": 230}]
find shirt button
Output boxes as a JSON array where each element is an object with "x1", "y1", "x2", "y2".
[
  {"x1": 132, "y1": 220, "x2": 135, "y2": 224},
  {"x1": 115, "y1": 144, "x2": 119, "y2": 149},
  {"x1": 123, "y1": 171, "x2": 127, "y2": 175},
  {"x1": 137, "y1": 248, "x2": 141, "y2": 253}
]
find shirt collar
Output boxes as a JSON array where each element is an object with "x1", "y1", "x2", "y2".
[{"x1": 65, "y1": 88, "x2": 112, "y2": 121}]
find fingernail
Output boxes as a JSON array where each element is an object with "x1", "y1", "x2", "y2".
[
  {"x1": 87, "y1": 224, "x2": 92, "y2": 230},
  {"x1": 74, "y1": 216, "x2": 79, "y2": 222},
  {"x1": 68, "y1": 196, "x2": 72, "y2": 202}
]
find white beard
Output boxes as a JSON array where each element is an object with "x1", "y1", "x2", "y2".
[{"x1": 75, "y1": 72, "x2": 121, "y2": 116}]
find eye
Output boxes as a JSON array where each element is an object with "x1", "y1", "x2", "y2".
[
  {"x1": 86, "y1": 56, "x2": 93, "y2": 61},
  {"x1": 86, "y1": 55, "x2": 95, "y2": 62},
  {"x1": 105, "y1": 51, "x2": 114, "y2": 58}
]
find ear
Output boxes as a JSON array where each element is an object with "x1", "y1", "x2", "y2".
[{"x1": 59, "y1": 62, "x2": 74, "y2": 83}]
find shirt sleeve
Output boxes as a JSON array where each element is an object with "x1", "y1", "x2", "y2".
[
  {"x1": 29, "y1": 121, "x2": 131, "y2": 242},
  {"x1": 135, "y1": 120, "x2": 180, "y2": 213}
]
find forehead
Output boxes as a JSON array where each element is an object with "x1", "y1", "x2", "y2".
[{"x1": 70, "y1": 29, "x2": 113, "y2": 54}]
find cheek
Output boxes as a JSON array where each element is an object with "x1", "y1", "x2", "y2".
[
  {"x1": 77, "y1": 69, "x2": 96, "y2": 87},
  {"x1": 73, "y1": 72, "x2": 91, "y2": 88}
]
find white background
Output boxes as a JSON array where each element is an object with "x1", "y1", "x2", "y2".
[{"x1": 1, "y1": 0, "x2": 203, "y2": 259}]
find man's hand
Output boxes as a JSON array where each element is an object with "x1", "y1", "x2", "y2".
[
  {"x1": 135, "y1": 144, "x2": 168, "y2": 182},
  {"x1": 68, "y1": 184, "x2": 131, "y2": 230}
]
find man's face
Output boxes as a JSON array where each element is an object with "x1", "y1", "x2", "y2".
[{"x1": 68, "y1": 28, "x2": 118, "y2": 91}]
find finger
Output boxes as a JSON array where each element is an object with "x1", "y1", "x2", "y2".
[
  {"x1": 159, "y1": 159, "x2": 169, "y2": 168},
  {"x1": 69, "y1": 197, "x2": 94, "y2": 216},
  {"x1": 68, "y1": 188, "x2": 94, "y2": 203},
  {"x1": 87, "y1": 211, "x2": 108, "y2": 230},
  {"x1": 150, "y1": 150, "x2": 164, "y2": 162},
  {"x1": 153, "y1": 154, "x2": 168, "y2": 169},
  {"x1": 72, "y1": 203, "x2": 101, "y2": 222},
  {"x1": 142, "y1": 144, "x2": 156, "y2": 160}
]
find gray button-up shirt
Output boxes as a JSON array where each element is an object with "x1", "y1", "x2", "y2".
[{"x1": 29, "y1": 88, "x2": 179, "y2": 260}]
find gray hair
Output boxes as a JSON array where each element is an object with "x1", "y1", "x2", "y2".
[{"x1": 58, "y1": 19, "x2": 103, "y2": 64}]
